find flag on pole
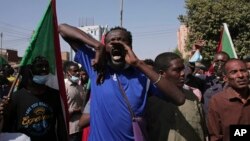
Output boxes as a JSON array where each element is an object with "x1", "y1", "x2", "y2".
[
  {"x1": 207, "y1": 23, "x2": 238, "y2": 75},
  {"x1": 216, "y1": 23, "x2": 238, "y2": 58},
  {"x1": 19, "y1": 0, "x2": 69, "y2": 129}
]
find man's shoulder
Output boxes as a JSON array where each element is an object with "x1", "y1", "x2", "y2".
[
  {"x1": 182, "y1": 88, "x2": 199, "y2": 101},
  {"x1": 46, "y1": 86, "x2": 59, "y2": 94},
  {"x1": 210, "y1": 89, "x2": 227, "y2": 102},
  {"x1": 12, "y1": 88, "x2": 28, "y2": 97}
]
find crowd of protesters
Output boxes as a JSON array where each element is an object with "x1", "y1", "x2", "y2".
[{"x1": 0, "y1": 24, "x2": 249, "y2": 141}]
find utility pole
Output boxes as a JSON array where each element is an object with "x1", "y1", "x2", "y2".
[
  {"x1": 0, "y1": 32, "x2": 2, "y2": 56},
  {"x1": 120, "y1": 0, "x2": 123, "y2": 27},
  {"x1": 0, "y1": 32, "x2": 2, "y2": 66}
]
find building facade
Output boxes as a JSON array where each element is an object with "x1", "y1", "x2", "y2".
[
  {"x1": 177, "y1": 24, "x2": 189, "y2": 59},
  {"x1": 78, "y1": 25, "x2": 108, "y2": 41}
]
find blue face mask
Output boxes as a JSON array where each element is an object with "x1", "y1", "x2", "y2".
[
  {"x1": 69, "y1": 75, "x2": 80, "y2": 83},
  {"x1": 33, "y1": 75, "x2": 49, "y2": 85}
]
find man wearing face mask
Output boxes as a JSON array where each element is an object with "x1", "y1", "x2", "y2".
[
  {"x1": 2, "y1": 56, "x2": 68, "y2": 141},
  {"x1": 64, "y1": 61, "x2": 86, "y2": 141}
]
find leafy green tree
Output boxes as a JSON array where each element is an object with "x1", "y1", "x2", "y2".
[
  {"x1": 173, "y1": 47, "x2": 182, "y2": 57},
  {"x1": 179, "y1": 0, "x2": 250, "y2": 62}
]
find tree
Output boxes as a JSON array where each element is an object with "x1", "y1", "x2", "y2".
[
  {"x1": 179, "y1": 0, "x2": 250, "y2": 62},
  {"x1": 173, "y1": 47, "x2": 192, "y2": 63},
  {"x1": 173, "y1": 47, "x2": 182, "y2": 58}
]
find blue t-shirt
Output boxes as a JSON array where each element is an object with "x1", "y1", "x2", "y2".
[{"x1": 74, "y1": 46, "x2": 155, "y2": 141}]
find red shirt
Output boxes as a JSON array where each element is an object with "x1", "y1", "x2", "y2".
[{"x1": 207, "y1": 87, "x2": 250, "y2": 141}]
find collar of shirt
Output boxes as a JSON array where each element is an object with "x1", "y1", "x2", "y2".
[{"x1": 226, "y1": 87, "x2": 250, "y2": 103}]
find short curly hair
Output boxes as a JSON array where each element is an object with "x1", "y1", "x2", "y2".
[
  {"x1": 154, "y1": 52, "x2": 181, "y2": 73},
  {"x1": 104, "y1": 26, "x2": 132, "y2": 45}
]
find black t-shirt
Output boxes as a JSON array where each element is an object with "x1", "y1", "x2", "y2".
[{"x1": 3, "y1": 87, "x2": 64, "y2": 141}]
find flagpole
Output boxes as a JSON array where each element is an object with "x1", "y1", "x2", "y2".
[
  {"x1": 51, "y1": 0, "x2": 70, "y2": 131},
  {"x1": 7, "y1": 72, "x2": 20, "y2": 97}
]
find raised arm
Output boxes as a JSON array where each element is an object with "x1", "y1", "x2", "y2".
[
  {"x1": 59, "y1": 24, "x2": 107, "y2": 84},
  {"x1": 114, "y1": 41, "x2": 186, "y2": 105},
  {"x1": 137, "y1": 60, "x2": 185, "y2": 105},
  {"x1": 58, "y1": 23, "x2": 103, "y2": 51}
]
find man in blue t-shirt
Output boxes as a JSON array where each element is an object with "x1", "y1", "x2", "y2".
[{"x1": 59, "y1": 24, "x2": 185, "y2": 141}]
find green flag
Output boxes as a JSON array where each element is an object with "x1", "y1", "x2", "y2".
[
  {"x1": 217, "y1": 23, "x2": 238, "y2": 58},
  {"x1": 19, "y1": 0, "x2": 69, "y2": 129},
  {"x1": 20, "y1": 1, "x2": 56, "y2": 73}
]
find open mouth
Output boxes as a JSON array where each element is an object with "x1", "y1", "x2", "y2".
[{"x1": 111, "y1": 47, "x2": 124, "y2": 62}]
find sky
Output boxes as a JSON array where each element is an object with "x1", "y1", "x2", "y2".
[{"x1": 0, "y1": 0, "x2": 186, "y2": 60}]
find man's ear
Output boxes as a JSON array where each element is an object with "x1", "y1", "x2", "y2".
[
  {"x1": 159, "y1": 70, "x2": 165, "y2": 77},
  {"x1": 223, "y1": 74, "x2": 228, "y2": 82}
]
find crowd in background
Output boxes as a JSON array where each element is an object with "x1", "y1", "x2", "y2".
[{"x1": 0, "y1": 24, "x2": 249, "y2": 141}]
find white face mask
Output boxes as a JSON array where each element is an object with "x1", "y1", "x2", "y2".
[
  {"x1": 33, "y1": 75, "x2": 49, "y2": 85},
  {"x1": 69, "y1": 75, "x2": 80, "y2": 83},
  {"x1": 68, "y1": 71, "x2": 80, "y2": 83}
]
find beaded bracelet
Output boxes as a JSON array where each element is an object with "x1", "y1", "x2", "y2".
[{"x1": 153, "y1": 75, "x2": 162, "y2": 85}]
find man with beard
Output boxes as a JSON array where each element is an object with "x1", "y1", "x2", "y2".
[
  {"x1": 145, "y1": 52, "x2": 207, "y2": 141},
  {"x1": 58, "y1": 24, "x2": 185, "y2": 141},
  {"x1": 207, "y1": 59, "x2": 250, "y2": 141}
]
